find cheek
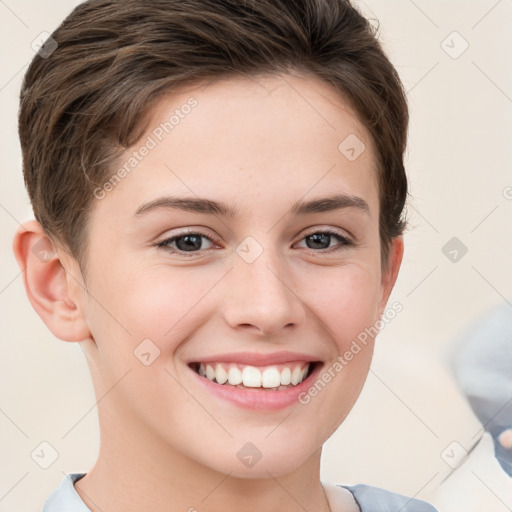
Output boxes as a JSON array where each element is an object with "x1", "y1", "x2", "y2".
[
  {"x1": 82, "y1": 265, "x2": 215, "y2": 416},
  {"x1": 297, "y1": 262, "x2": 381, "y2": 349},
  {"x1": 124, "y1": 267, "x2": 226, "y2": 343},
  {"x1": 295, "y1": 268, "x2": 379, "y2": 427},
  {"x1": 90, "y1": 264, "x2": 217, "y2": 351}
]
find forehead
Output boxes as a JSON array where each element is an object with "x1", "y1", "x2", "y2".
[{"x1": 90, "y1": 72, "x2": 379, "y2": 225}]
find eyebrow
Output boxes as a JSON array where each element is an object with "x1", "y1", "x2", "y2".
[{"x1": 133, "y1": 193, "x2": 370, "y2": 218}]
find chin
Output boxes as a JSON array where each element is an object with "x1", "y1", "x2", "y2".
[{"x1": 198, "y1": 437, "x2": 319, "y2": 480}]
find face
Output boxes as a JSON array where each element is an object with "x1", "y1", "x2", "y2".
[{"x1": 64, "y1": 73, "x2": 401, "y2": 478}]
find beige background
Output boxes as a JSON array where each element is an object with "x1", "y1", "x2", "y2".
[{"x1": 1, "y1": 1, "x2": 511, "y2": 511}]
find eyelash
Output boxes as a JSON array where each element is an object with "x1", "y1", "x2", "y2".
[{"x1": 156, "y1": 228, "x2": 354, "y2": 257}]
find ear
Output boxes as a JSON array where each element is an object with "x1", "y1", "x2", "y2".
[
  {"x1": 12, "y1": 219, "x2": 91, "y2": 342},
  {"x1": 377, "y1": 236, "x2": 404, "y2": 318}
]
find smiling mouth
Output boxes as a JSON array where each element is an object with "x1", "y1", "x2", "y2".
[{"x1": 188, "y1": 361, "x2": 319, "y2": 391}]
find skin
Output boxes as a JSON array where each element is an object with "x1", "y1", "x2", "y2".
[{"x1": 13, "y1": 72, "x2": 403, "y2": 512}]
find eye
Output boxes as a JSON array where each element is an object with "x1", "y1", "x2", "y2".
[
  {"x1": 156, "y1": 227, "x2": 353, "y2": 257},
  {"x1": 295, "y1": 229, "x2": 353, "y2": 253},
  {"x1": 156, "y1": 229, "x2": 217, "y2": 256}
]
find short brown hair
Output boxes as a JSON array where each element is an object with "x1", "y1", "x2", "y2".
[{"x1": 19, "y1": 0, "x2": 408, "y2": 277}]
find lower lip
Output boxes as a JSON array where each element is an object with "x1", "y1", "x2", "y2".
[{"x1": 189, "y1": 363, "x2": 323, "y2": 411}]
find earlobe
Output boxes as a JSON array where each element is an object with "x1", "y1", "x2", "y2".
[
  {"x1": 12, "y1": 220, "x2": 91, "y2": 342},
  {"x1": 377, "y1": 236, "x2": 404, "y2": 317}
]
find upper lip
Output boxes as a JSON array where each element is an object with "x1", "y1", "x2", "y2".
[{"x1": 187, "y1": 351, "x2": 321, "y2": 367}]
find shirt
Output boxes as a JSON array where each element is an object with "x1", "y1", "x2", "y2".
[{"x1": 43, "y1": 473, "x2": 438, "y2": 511}]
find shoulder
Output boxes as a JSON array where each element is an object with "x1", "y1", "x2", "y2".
[
  {"x1": 42, "y1": 473, "x2": 90, "y2": 512},
  {"x1": 340, "y1": 483, "x2": 439, "y2": 512}
]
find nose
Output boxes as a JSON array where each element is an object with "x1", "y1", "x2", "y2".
[{"x1": 221, "y1": 243, "x2": 306, "y2": 337}]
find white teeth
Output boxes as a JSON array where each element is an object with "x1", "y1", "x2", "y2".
[
  {"x1": 242, "y1": 366, "x2": 262, "y2": 387},
  {"x1": 227, "y1": 366, "x2": 243, "y2": 385},
  {"x1": 261, "y1": 367, "x2": 281, "y2": 388},
  {"x1": 206, "y1": 365, "x2": 215, "y2": 380},
  {"x1": 215, "y1": 365, "x2": 228, "y2": 384},
  {"x1": 196, "y1": 362, "x2": 312, "y2": 389},
  {"x1": 280, "y1": 367, "x2": 291, "y2": 385},
  {"x1": 291, "y1": 365, "x2": 303, "y2": 385}
]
